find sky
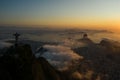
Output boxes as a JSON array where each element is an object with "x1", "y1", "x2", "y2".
[{"x1": 0, "y1": 0, "x2": 120, "y2": 30}]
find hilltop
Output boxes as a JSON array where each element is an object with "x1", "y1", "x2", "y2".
[{"x1": 0, "y1": 44, "x2": 64, "y2": 80}]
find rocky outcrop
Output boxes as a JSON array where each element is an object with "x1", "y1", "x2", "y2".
[
  {"x1": 0, "y1": 44, "x2": 63, "y2": 80},
  {"x1": 73, "y1": 39, "x2": 120, "y2": 80}
]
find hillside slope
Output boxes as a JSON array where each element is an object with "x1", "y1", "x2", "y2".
[{"x1": 0, "y1": 44, "x2": 63, "y2": 80}]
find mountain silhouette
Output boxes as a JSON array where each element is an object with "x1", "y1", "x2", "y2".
[
  {"x1": 0, "y1": 44, "x2": 64, "y2": 80},
  {"x1": 73, "y1": 38, "x2": 120, "y2": 80}
]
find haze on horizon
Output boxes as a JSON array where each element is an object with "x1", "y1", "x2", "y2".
[{"x1": 0, "y1": 0, "x2": 120, "y2": 31}]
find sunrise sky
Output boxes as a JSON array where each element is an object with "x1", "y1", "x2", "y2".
[{"x1": 0, "y1": 0, "x2": 120, "y2": 30}]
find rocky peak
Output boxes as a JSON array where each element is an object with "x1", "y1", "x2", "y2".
[{"x1": 0, "y1": 44, "x2": 64, "y2": 80}]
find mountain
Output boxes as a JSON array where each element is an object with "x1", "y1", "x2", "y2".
[
  {"x1": 0, "y1": 44, "x2": 64, "y2": 80},
  {"x1": 73, "y1": 38, "x2": 120, "y2": 80},
  {"x1": 99, "y1": 38, "x2": 120, "y2": 54},
  {"x1": 0, "y1": 36, "x2": 120, "y2": 80}
]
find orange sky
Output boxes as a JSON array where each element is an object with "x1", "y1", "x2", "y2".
[{"x1": 1, "y1": 0, "x2": 120, "y2": 31}]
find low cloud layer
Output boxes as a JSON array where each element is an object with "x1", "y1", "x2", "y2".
[
  {"x1": 35, "y1": 45, "x2": 83, "y2": 70},
  {"x1": 0, "y1": 41, "x2": 12, "y2": 49}
]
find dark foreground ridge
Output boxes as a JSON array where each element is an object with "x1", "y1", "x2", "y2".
[
  {"x1": 0, "y1": 44, "x2": 64, "y2": 80},
  {"x1": 0, "y1": 36, "x2": 120, "y2": 80}
]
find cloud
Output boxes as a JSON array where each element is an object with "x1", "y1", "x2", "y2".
[
  {"x1": 0, "y1": 41, "x2": 12, "y2": 49},
  {"x1": 35, "y1": 45, "x2": 83, "y2": 70},
  {"x1": 71, "y1": 71, "x2": 82, "y2": 79}
]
